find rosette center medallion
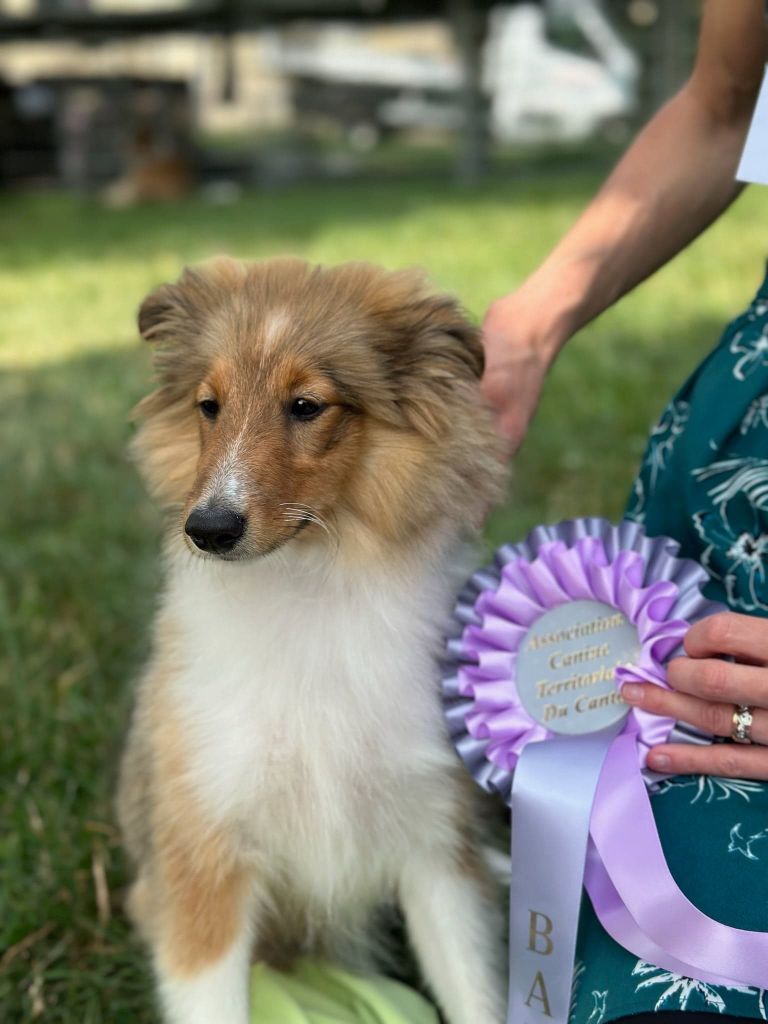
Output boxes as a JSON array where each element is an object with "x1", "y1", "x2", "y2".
[{"x1": 516, "y1": 600, "x2": 639, "y2": 735}]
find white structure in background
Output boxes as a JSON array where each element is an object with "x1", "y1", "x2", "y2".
[
  {"x1": 486, "y1": 0, "x2": 639, "y2": 142},
  {"x1": 266, "y1": 1, "x2": 639, "y2": 145}
]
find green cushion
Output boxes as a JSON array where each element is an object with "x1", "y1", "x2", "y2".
[{"x1": 250, "y1": 960, "x2": 439, "y2": 1024}]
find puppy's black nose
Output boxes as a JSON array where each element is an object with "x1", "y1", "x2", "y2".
[{"x1": 184, "y1": 507, "x2": 246, "y2": 555}]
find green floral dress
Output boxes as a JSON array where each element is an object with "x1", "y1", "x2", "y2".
[{"x1": 571, "y1": 270, "x2": 768, "y2": 1021}]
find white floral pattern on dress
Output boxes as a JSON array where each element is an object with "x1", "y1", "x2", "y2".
[
  {"x1": 692, "y1": 508, "x2": 768, "y2": 612},
  {"x1": 657, "y1": 775, "x2": 764, "y2": 804},
  {"x1": 570, "y1": 960, "x2": 585, "y2": 1022},
  {"x1": 741, "y1": 395, "x2": 768, "y2": 434},
  {"x1": 693, "y1": 457, "x2": 768, "y2": 513},
  {"x1": 625, "y1": 477, "x2": 646, "y2": 524},
  {"x1": 689, "y1": 457, "x2": 768, "y2": 612},
  {"x1": 631, "y1": 960, "x2": 757, "y2": 1013},
  {"x1": 586, "y1": 990, "x2": 608, "y2": 1023},
  {"x1": 729, "y1": 822, "x2": 768, "y2": 861},
  {"x1": 643, "y1": 399, "x2": 691, "y2": 490},
  {"x1": 731, "y1": 322, "x2": 768, "y2": 381}
]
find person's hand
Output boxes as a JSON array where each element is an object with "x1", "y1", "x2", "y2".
[
  {"x1": 622, "y1": 612, "x2": 768, "y2": 779},
  {"x1": 481, "y1": 282, "x2": 567, "y2": 454}
]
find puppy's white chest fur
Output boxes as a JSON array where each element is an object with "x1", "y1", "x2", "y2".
[{"x1": 164, "y1": 544, "x2": 464, "y2": 905}]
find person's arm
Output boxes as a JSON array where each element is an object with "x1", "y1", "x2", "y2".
[{"x1": 483, "y1": 0, "x2": 768, "y2": 449}]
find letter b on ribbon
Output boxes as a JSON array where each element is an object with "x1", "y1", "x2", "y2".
[{"x1": 528, "y1": 910, "x2": 554, "y2": 956}]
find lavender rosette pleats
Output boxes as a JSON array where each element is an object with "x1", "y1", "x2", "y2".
[{"x1": 442, "y1": 518, "x2": 768, "y2": 1022}]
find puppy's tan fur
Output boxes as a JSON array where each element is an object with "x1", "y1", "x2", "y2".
[{"x1": 118, "y1": 257, "x2": 508, "y2": 1024}]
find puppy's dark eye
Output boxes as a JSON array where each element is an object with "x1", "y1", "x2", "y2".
[
  {"x1": 290, "y1": 397, "x2": 325, "y2": 421},
  {"x1": 198, "y1": 398, "x2": 220, "y2": 420}
]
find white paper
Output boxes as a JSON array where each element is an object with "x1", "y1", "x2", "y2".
[{"x1": 737, "y1": 64, "x2": 768, "y2": 185}]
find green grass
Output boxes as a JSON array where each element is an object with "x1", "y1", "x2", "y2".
[{"x1": 3, "y1": 159, "x2": 768, "y2": 1022}]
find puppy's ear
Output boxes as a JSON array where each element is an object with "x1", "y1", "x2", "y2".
[
  {"x1": 139, "y1": 284, "x2": 178, "y2": 342},
  {"x1": 410, "y1": 291, "x2": 484, "y2": 382},
  {"x1": 136, "y1": 268, "x2": 217, "y2": 405},
  {"x1": 138, "y1": 258, "x2": 247, "y2": 344},
  {"x1": 137, "y1": 273, "x2": 201, "y2": 344},
  {"x1": 390, "y1": 287, "x2": 485, "y2": 438}
]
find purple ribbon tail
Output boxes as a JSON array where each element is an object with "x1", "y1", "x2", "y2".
[{"x1": 586, "y1": 731, "x2": 768, "y2": 987}]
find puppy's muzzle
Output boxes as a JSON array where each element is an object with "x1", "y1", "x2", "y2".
[{"x1": 185, "y1": 506, "x2": 246, "y2": 556}]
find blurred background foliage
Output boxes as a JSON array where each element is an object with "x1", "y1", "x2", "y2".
[{"x1": 2, "y1": 1, "x2": 767, "y2": 1022}]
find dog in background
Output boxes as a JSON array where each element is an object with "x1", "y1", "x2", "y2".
[{"x1": 117, "y1": 257, "x2": 508, "y2": 1024}]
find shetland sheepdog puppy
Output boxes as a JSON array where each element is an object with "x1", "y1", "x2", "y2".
[{"x1": 117, "y1": 257, "x2": 508, "y2": 1024}]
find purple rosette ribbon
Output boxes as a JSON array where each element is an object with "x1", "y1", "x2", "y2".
[{"x1": 443, "y1": 518, "x2": 768, "y2": 1024}]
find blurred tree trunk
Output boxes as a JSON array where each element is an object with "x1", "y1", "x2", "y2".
[{"x1": 448, "y1": 0, "x2": 489, "y2": 183}]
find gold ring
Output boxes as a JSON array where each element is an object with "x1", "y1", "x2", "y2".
[{"x1": 732, "y1": 704, "x2": 754, "y2": 745}]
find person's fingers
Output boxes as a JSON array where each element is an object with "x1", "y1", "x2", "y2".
[
  {"x1": 480, "y1": 368, "x2": 521, "y2": 438},
  {"x1": 483, "y1": 370, "x2": 547, "y2": 445},
  {"x1": 479, "y1": 364, "x2": 536, "y2": 453},
  {"x1": 621, "y1": 681, "x2": 768, "y2": 744},
  {"x1": 684, "y1": 612, "x2": 768, "y2": 664},
  {"x1": 619, "y1": 614, "x2": 768, "y2": 779},
  {"x1": 667, "y1": 656, "x2": 768, "y2": 708},
  {"x1": 646, "y1": 741, "x2": 768, "y2": 779}
]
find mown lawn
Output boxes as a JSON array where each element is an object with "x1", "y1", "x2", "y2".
[{"x1": 2, "y1": 159, "x2": 768, "y2": 1023}]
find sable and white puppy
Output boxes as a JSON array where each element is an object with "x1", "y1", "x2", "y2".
[{"x1": 117, "y1": 257, "x2": 508, "y2": 1024}]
